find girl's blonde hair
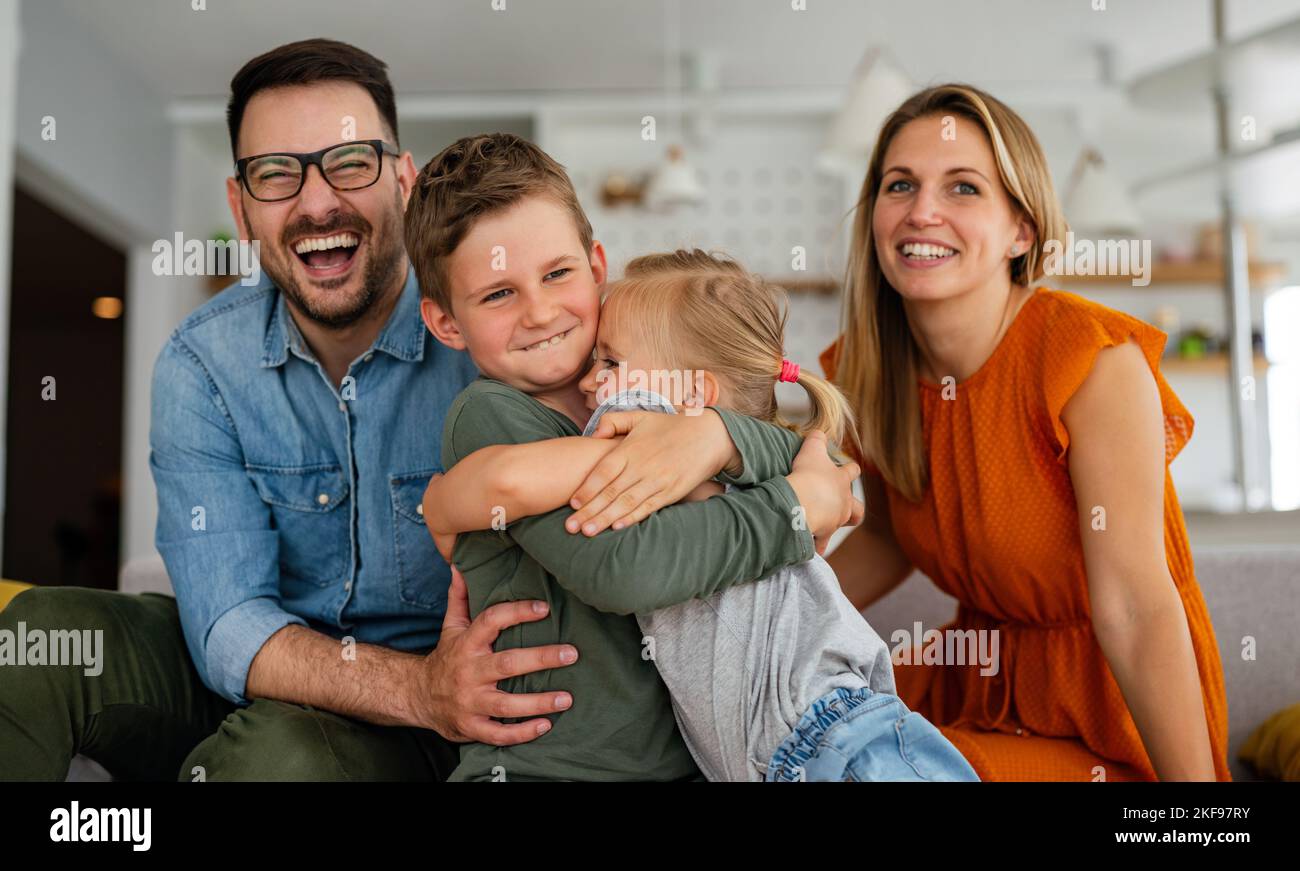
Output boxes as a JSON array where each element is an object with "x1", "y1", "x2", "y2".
[
  {"x1": 837, "y1": 83, "x2": 1068, "y2": 501},
  {"x1": 602, "y1": 248, "x2": 861, "y2": 459}
]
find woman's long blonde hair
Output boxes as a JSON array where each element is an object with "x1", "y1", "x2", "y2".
[
  {"x1": 603, "y1": 248, "x2": 861, "y2": 458},
  {"x1": 837, "y1": 84, "x2": 1068, "y2": 501}
]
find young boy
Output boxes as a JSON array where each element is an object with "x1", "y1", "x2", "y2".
[{"x1": 403, "y1": 133, "x2": 848, "y2": 781}]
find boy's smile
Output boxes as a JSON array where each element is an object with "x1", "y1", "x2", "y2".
[
  {"x1": 421, "y1": 195, "x2": 605, "y2": 418},
  {"x1": 515, "y1": 323, "x2": 580, "y2": 353}
]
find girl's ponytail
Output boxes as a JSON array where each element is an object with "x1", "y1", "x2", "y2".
[{"x1": 792, "y1": 369, "x2": 862, "y2": 463}]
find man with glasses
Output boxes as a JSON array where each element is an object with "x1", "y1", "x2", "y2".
[{"x1": 0, "y1": 39, "x2": 578, "y2": 781}]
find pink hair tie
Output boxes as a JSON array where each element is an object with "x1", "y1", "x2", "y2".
[{"x1": 778, "y1": 359, "x2": 800, "y2": 383}]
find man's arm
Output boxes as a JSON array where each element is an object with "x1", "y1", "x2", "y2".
[
  {"x1": 245, "y1": 577, "x2": 572, "y2": 742},
  {"x1": 245, "y1": 626, "x2": 423, "y2": 725},
  {"x1": 149, "y1": 337, "x2": 310, "y2": 706}
]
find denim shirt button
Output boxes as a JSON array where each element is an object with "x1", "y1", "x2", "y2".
[
  {"x1": 363, "y1": 353, "x2": 374, "y2": 363},
  {"x1": 416, "y1": 503, "x2": 424, "y2": 516},
  {"x1": 317, "y1": 493, "x2": 329, "y2": 506},
  {"x1": 337, "y1": 400, "x2": 346, "y2": 412}
]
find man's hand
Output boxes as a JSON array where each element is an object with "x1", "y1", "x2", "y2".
[
  {"x1": 784, "y1": 430, "x2": 864, "y2": 555},
  {"x1": 410, "y1": 567, "x2": 579, "y2": 745},
  {"x1": 566, "y1": 409, "x2": 735, "y2": 536}
]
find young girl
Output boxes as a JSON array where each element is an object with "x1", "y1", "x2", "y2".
[{"x1": 425, "y1": 249, "x2": 977, "y2": 782}]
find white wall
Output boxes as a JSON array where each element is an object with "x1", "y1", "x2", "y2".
[{"x1": 14, "y1": 1, "x2": 171, "y2": 239}]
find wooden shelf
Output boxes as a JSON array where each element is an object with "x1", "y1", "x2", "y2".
[
  {"x1": 779, "y1": 262, "x2": 1290, "y2": 294},
  {"x1": 1057, "y1": 260, "x2": 1287, "y2": 288},
  {"x1": 767, "y1": 276, "x2": 840, "y2": 296}
]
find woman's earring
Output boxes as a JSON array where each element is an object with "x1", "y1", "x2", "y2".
[{"x1": 1009, "y1": 245, "x2": 1021, "y2": 257}]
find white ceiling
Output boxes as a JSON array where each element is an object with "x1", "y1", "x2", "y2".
[
  {"x1": 51, "y1": 0, "x2": 1300, "y2": 97},
  {"x1": 45, "y1": 0, "x2": 1300, "y2": 223}
]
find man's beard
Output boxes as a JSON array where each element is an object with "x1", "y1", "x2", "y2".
[{"x1": 244, "y1": 196, "x2": 405, "y2": 330}]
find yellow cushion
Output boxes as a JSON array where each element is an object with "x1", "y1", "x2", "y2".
[
  {"x1": 0, "y1": 579, "x2": 34, "y2": 611},
  {"x1": 1240, "y1": 701, "x2": 1300, "y2": 781}
]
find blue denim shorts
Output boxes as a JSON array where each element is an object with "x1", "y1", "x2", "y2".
[{"x1": 765, "y1": 686, "x2": 980, "y2": 782}]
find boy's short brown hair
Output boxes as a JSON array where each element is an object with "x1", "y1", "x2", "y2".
[{"x1": 404, "y1": 133, "x2": 594, "y2": 312}]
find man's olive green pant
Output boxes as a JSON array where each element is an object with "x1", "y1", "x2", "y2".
[{"x1": 0, "y1": 587, "x2": 460, "y2": 781}]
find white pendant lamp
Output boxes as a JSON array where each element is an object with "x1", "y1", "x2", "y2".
[
  {"x1": 1064, "y1": 148, "x2": 1143, "y2": 238},
  {"x1": 644, "y1": 144, "x2": 705, "y2": 212},
  {"x1": 819, "y1": 48, "x2": 914, "y2": 173}
]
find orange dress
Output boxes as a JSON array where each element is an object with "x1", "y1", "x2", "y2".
[{"x1": 820, "y1": 287, "x2": 1230, "y2": 781}]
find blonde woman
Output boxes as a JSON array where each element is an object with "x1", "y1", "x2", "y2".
[{"x1": 821, "y1": 84, "x2": 1230, "y2": 781}]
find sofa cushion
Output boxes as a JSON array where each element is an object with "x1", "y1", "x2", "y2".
[{"x1": 0, "y1": 579, "x2": 34, "y2": 611}]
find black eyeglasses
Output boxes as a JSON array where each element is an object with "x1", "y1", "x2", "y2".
[{"x1": 235, "y1": 139, "x2": 399, "y2": 203}]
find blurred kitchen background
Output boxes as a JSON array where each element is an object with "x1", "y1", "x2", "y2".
[{"x1": 0, "y1": 0, "x2": 1297, "y2": 588}]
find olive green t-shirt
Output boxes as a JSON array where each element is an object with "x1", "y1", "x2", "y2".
[{"x1": 441, "y1": 378, "x2": 811, "y2": 781}]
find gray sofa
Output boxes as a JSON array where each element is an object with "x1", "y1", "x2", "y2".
[{"x1": 83, "y1": 545, "x2": 1298, "y2": 781}]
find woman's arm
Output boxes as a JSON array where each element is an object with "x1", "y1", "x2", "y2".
[
  {"x1": 827, "y1": 470, "x2": 913, "y2": 610},
  {"x1": 1063, "y1": 339, "x2": 1217, "y2": 781},
  {"x1": 422, "y1": 437, "x2": 622, "y2": 535}
]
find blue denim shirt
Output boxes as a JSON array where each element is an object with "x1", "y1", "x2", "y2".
[{"x1": 149, "y1": 267, "x2": 478, "y2": 704}]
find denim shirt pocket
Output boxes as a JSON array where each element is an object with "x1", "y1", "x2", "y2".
[
  {"x1": 390, "y1": 469, "x2": 451, "y2": 611},
  {"x1": 246, "y1": 463, "x2": 351, "y2": 588}
]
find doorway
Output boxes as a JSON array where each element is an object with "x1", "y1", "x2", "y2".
[{"x1": 3, "y1": 184, "x2": 126, "y2": 588}]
